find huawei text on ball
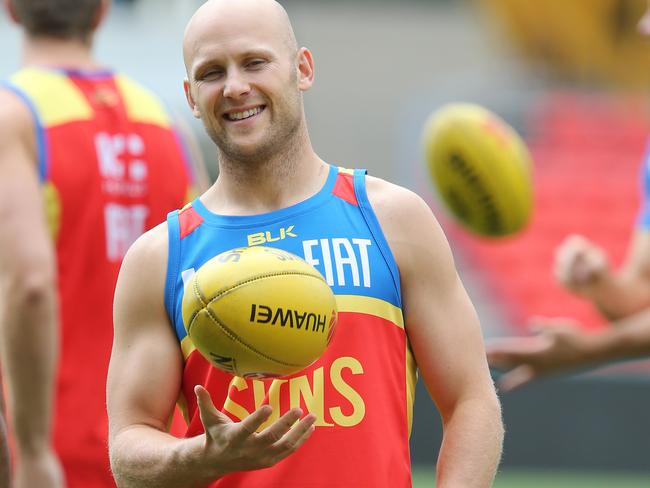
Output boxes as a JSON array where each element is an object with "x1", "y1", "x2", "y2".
[{"x1": 249, "y1": 304, "x2": 327, "y2": 332}]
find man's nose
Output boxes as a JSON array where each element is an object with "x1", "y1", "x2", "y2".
[{"x1": 223, "y1": 69, "x2": 251, "y2": 99}]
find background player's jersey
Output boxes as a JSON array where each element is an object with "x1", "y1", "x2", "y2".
[
  {"x1": 637, "y1": 137, "x2": 650, "y2": 228},
  {"x1": 166, "y1": 166, "x2": 417, "y2": 488},
  {"x1": 3, "y1": 67, "x2": 197, "y2": 488}
]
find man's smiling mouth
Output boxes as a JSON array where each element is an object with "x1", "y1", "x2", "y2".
[{"x1": 224, "y1": 106, "x2": 265, "y2": 121}]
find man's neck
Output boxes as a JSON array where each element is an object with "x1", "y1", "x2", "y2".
[
  {"x1": 21, "y1": 35, "x2": 98, "y2": 70},
  {"x1": 204, "y1": 130, "x2": 329, "y2": 216}
]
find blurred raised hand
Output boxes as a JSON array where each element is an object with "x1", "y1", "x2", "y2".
[{"x1": 554, "y1": 234, "x2": 610, "y2": 296}]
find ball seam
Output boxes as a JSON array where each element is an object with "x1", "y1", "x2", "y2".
[
  {"x1": 203, "y1": 270, "x2": 326, "y2": 304},
  {"x1": 202, "y1": 306, "x2": 304, "y2": 368}
]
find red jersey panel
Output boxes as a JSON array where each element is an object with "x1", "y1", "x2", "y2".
[{"x1": 6, "y1": 67, "x2": 196, "y2": 488}]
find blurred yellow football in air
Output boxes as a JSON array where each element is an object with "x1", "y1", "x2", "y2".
[{"x1": 422, "y1": 103, "x2": 533, "y2": 237}]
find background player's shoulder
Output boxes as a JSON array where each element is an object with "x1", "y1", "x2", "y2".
[
  {"x1": 0, "y1": 87, "x2": 34, "y2": 140},
  {"x1": 113, "y1": 73, "x2": 172, "y2": 128},
  {"x1": 0, "y1": 88, "x2": 37, "y2": 170}
]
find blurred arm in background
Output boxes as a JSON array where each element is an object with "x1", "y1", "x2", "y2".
[
  {"x1": 554, "y1": 231, "x2": 650, "y2": 321},
  {"x1": 486, "y1": 0, "x2": 650, "y2": 393},
  {"x1": 174, "y1": 113, "x2": 212, "y2": 195},
  {"x1": 488, "y1": 209, "x2": 650, "y2": 391},
  {"x1": 0, "y1": 377, "x2": 10, "y2": 488},
  {"x1": 0, "y1": 88, "x2": 64, "y2": 488},
  {"x1": 487, "y1": 312, "x2": 650, "y2": 391}
]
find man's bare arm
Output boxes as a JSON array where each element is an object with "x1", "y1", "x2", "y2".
[
  {"x1": 108, "y1": 225, "x2": 316, "y2": 488},
  {"x1": 369, "y1": 178, "x2": 503, "y2": 487}
]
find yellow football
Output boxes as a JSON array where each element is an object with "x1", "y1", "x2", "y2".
[
  {"x1": 181, "y1": 246, "x2": 338, "y2": 379},
  {"x1": 422, "y1": 103, "x2": 533, "y2": 237}
]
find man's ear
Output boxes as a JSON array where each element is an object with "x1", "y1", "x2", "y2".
[
  {"x1": 296, "y1": 47, "x2": 315, "y2": 92},
  {"x1": 5, "y1": 0, "x2": 20, "y2": 25},
  {"x1": 91, "y1": 0, "x2": 111, "y2": 31},
  {"x1": 184, "y1": 79, "x2": 201, "y2": 119}
]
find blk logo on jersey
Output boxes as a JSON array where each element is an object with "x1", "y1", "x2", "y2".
[{"x1": 247, "y1": 225, "x2": 297, "y2": 246}]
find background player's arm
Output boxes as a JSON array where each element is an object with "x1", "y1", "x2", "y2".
[
  {"x1": 555, "y1": 231, "x2": 650, "y2": 320},
  {"x1": 174, "y1": 114, "x2": 211, "y2": 196},
  {"x1": 107, "y1": 226, "x2": 316, "y2": 488},
  {"x1": 0, "y1": 90, "x2": 64, "y2": 487},
  {"x1": 0, "y1": 377, "x2": 10, "y2": 488},
  {"x1": 368, "y1": 178, "x2": 503, "y2": 488},
  {"x1": 487, "y1": 309, "x2": 650, "y2": 391}
]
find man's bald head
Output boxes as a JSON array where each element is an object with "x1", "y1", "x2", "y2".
[{"x1": 183, "y1": 0, "x2": 298, "y2": 73}]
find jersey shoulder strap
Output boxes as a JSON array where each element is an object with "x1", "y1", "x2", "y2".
[{"x1": 353, "y1": 168, "x2": 402, "y2": 306}]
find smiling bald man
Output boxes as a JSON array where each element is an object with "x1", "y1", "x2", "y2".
[{"x1": 106, "y1": 1, "x2": 504, "y2": 487}]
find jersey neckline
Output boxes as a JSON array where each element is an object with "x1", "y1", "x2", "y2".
[
  {"x1": 26, "y1": 65, "x2": 115, "y2": 79},
  {"x1": 190, "y1": 164, "x2": 339, "y2": 228}
]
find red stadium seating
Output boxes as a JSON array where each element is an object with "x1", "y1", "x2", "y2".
[{"x1": 448, "y1": 93, "x2": 650, "y2": 333}]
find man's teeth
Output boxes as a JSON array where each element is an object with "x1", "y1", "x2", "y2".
[{"x1": 227, "y1": 107, "x2": 262, "y2": 121}]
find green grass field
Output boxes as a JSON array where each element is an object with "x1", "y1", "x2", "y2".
[{"x1": 412, "y1": 468, "x2": 650, "y2": 488}]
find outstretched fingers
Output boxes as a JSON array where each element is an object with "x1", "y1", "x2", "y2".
[
  {"x1": 257, "y1": 409, "x2": 317, "y2": 463},
  {"x1": 256, "y1": 408, "x2": 314, "y2": 446},
  {"x1": 228, "y1": 404, "x2": 274, "y2": 445},
  {"x1": 196, "y1": 385, "x2": 235, "y2": 431},
  {"x1": 273, "y1": 412, "x2": 316, "y2": 452}
]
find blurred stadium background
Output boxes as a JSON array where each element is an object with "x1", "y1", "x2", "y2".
[{"x1": 2, "y1": 0, "x2": 649, "y2": 485}]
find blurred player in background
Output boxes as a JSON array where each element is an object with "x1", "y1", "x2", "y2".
[
  {"x1": 487, "y1": 0, "x2": 650, "y2": 390},
  {"x1": 106, "y1": 0, "x2": 503, "y2": 487},
  {"x1": 0, "y1": 0, "x2": 205, "y2": 486}
]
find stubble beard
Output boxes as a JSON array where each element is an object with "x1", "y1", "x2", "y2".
[{"x1": 208, "y1": 95, "x2": 304, "y2": 171}]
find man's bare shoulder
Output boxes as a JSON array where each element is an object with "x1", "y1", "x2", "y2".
[
  {"x1": 122, "y1": 222, "x2": 170, "y2": 276},
  {"x1": 365, "y1": 174, "x2": 454, "y2": 275},
  {"x1": 365, "y1": 175, "x2": 438, "y2": 230},
  {"x1": 114, "y1": 222, "x2": 171, "y2": 327}
]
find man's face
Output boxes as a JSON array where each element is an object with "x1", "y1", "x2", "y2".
[{"x1": 184, "y1": 6, "x2": 308, "y2": 162}]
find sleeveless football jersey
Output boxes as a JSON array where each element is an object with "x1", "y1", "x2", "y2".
[
  {"x1": 3, "y1": 67, "x2": 197, "y2": 487},
  {"x1": 165, "y1": 166, "x2": 417, "y2": 488}
]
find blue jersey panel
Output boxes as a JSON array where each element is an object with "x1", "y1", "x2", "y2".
[
  {"x1": 637, "y1": 137, "x2": 650, "y2": 229},
  {"x1": 165, "y1": 165, "x2": 402, "y2": 343}
]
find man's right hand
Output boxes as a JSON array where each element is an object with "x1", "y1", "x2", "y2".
[
  {"x1": 554, "y1": 234, "x2": 610, "y2": 296},
  {"x1": 195, "y1": 385, "x2": 316, "y2": 478},
  {"x1": 13, "y1": 449, "x2": 65, "y2": 488}
]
